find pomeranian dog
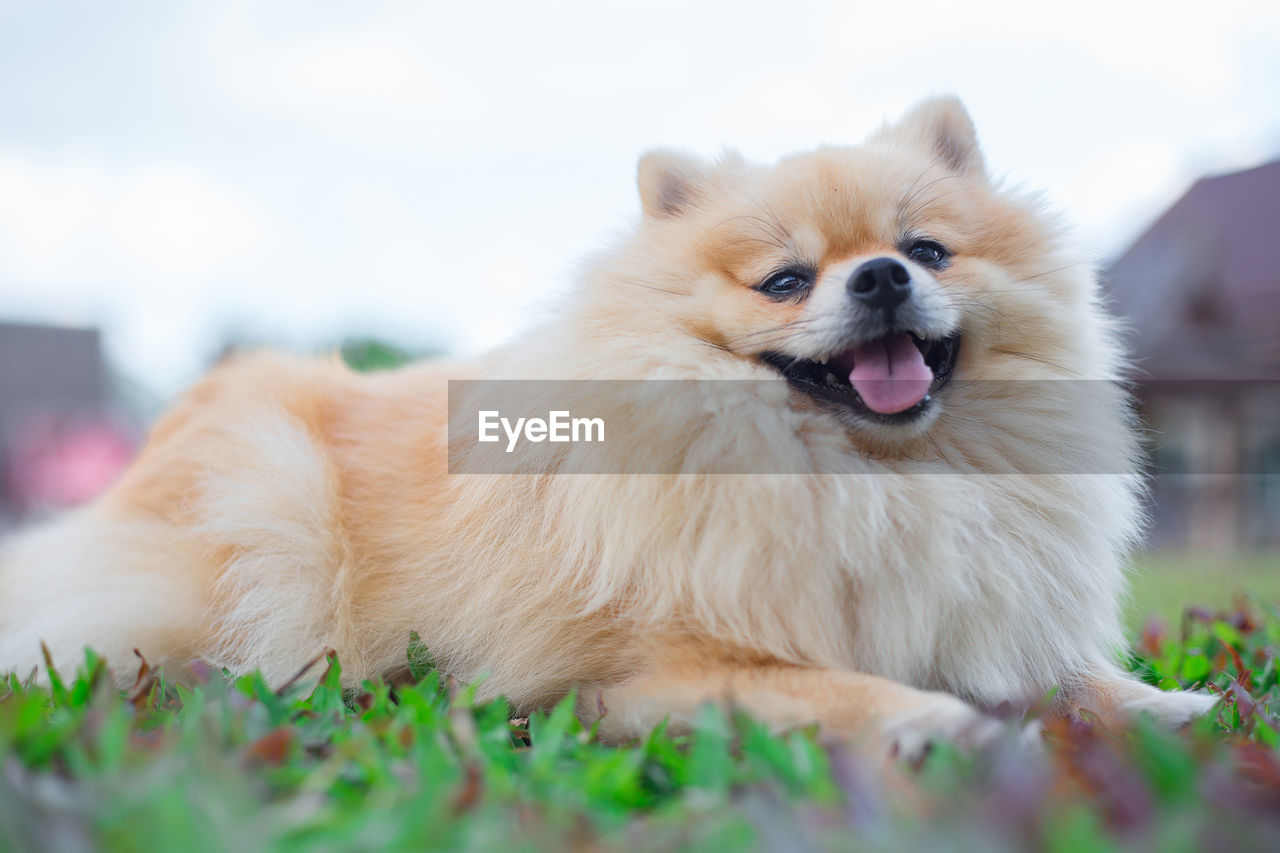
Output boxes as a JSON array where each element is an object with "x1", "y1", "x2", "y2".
[{"x1": 0, "y1": 97, "x2": 1213, "y2": 758}]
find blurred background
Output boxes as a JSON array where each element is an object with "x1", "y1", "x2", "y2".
[{"x1": 1, "y1": 1, "x2": 1277, "y2": 617}]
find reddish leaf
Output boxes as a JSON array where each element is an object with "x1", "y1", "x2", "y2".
[
  {"x1": 1141, "y1": 616, "x2": 1167, "y2": 657},
  {"x1": 1229, "y1": 680, "x2": 1258, "y2": 721},
  {"x1": 450, "y1": 763, "x2": 483, "y2": 815},
  {"x1": 246, "y1": 728, "x2": 294, "y2": 764},
  {"x1": 595, "y1": 690, "x2": 609, "y2": 721},
  {"x1": 128, "y1": 649, "x2": 158, "y2": 711},
  {"x1": 275, "y1": 649, "x2": 332, "y2": 697}
]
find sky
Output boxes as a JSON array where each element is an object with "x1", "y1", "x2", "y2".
[{"x1": 1, "y1": 0, "x2": 1278, "y2": 397}]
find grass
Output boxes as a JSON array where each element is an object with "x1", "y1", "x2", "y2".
[
  {"x1": 1126, "y1": 551, "x2": 1280, "y2": 630},
  {"x1": 2, "y1": 593, "x2": 1279, "y2": 850}
]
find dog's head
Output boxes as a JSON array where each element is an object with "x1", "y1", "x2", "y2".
[{"x1": 618, "y1": 96, "x2": 1113, "y2": 443}]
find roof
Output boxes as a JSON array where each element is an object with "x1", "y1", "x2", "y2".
[
  {"x1": 1104, "y1": 160, "x2": 1280, "y2": 380},
  {"x1": 0, "y1": 321, "x2": 107, "y2": 424}
]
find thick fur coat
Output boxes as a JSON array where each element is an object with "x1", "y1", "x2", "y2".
[{"x1": 0, "y1": 98, "x2": 1213, "y2": 756}]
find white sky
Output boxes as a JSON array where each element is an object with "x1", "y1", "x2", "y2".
[{"x1": 1, "y1": 0, "x2": 1277, "y2": 396}]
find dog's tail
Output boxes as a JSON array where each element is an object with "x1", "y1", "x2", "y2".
[{"x1": 0, "y1": 508, "x2": 207, "y2": 686}]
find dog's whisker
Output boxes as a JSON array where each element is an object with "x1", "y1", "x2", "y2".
[
  {"x1": 1024, "y1": 262, "x2": 1086, "y2": 281},
  {"x1": 624, "y1": 281, "x2": 687, "y2": 297},
  {"x1": 895, "y1": 166, "x2": 935, "y2": 224},
  {"x1": 707, "y1": 213, "x2": 794, "y2": 252},
  {"x1": 989, "y1": 348, "x2": 1077, "y2": 375},
  {"x1": 896, "y1": 175, "x2": 960, "y2": 228},
  {"x1": 725, "y1": 319, "x2": 821, "y2": 346}
]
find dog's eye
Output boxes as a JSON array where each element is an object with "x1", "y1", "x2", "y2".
[
  {"x1": 756, "y1": 269, "x2": 813, "y2": 300},
  {"x1": 905, "y1": 239, "x2": 951, "y2": 269}
]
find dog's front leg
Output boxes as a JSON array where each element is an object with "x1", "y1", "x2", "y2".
[
  {"x1": 1060, "y1": 667, "x2": 1218, "y2": 729},
  {"x1": 584, "y1": 657, "x2": 1018, "y2": 763}
]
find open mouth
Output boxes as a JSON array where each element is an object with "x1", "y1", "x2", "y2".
[{"x1": 760, "y1": 331, "x2": 961, "y2": 424}]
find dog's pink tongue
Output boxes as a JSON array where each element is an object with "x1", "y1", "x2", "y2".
[{"x1": 847, "y1": 333, "x2": 933, "y2": 414}]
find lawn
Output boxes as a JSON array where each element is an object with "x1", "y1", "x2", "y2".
[
  {"x1": 1127, "y1": 551, "x2": 1280, "y2": 630},
  {"x1": 2, "y1": 567, "x2": 1279, "y2": 851}
]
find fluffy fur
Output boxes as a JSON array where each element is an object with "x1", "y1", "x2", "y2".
[{"x1": 0, "y1": 97, "x2": 1214, "y2": 756}]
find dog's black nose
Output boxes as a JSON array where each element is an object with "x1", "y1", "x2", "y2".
[{"x1": 849, "y1": 258, "x2": 912, "y2": 311}]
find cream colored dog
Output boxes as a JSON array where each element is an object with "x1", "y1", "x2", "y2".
[{"x1": 0, "y1": 97, "x2": 1214, "y2": 758}]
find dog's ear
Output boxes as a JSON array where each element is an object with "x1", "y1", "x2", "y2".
[
  {"x1": 637, "y1": 149, "x2": 712, "y2": 217},
  {"x1": 874, "y1": 96, "x2": 985, "y2": 176}
]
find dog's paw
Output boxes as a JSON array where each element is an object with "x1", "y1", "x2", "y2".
[
  {"x1": 879, "y1": 692, "x2": 1032, "y2": 765},
  {"x1": 1119, "y1": 685, "x2": 1219, "y2": 729}
]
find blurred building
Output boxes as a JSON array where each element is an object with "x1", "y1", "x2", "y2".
[
  {"x1": 1106, "y1": 161, "x2": 1280, "y2": 549},
  {"x1": 0, "y1": 322, "x2": 136, "y2": 529}
]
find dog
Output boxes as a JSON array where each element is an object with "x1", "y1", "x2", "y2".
[{"x1": 0, "y1": 97, "x2": 1214, "y2": 759}]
